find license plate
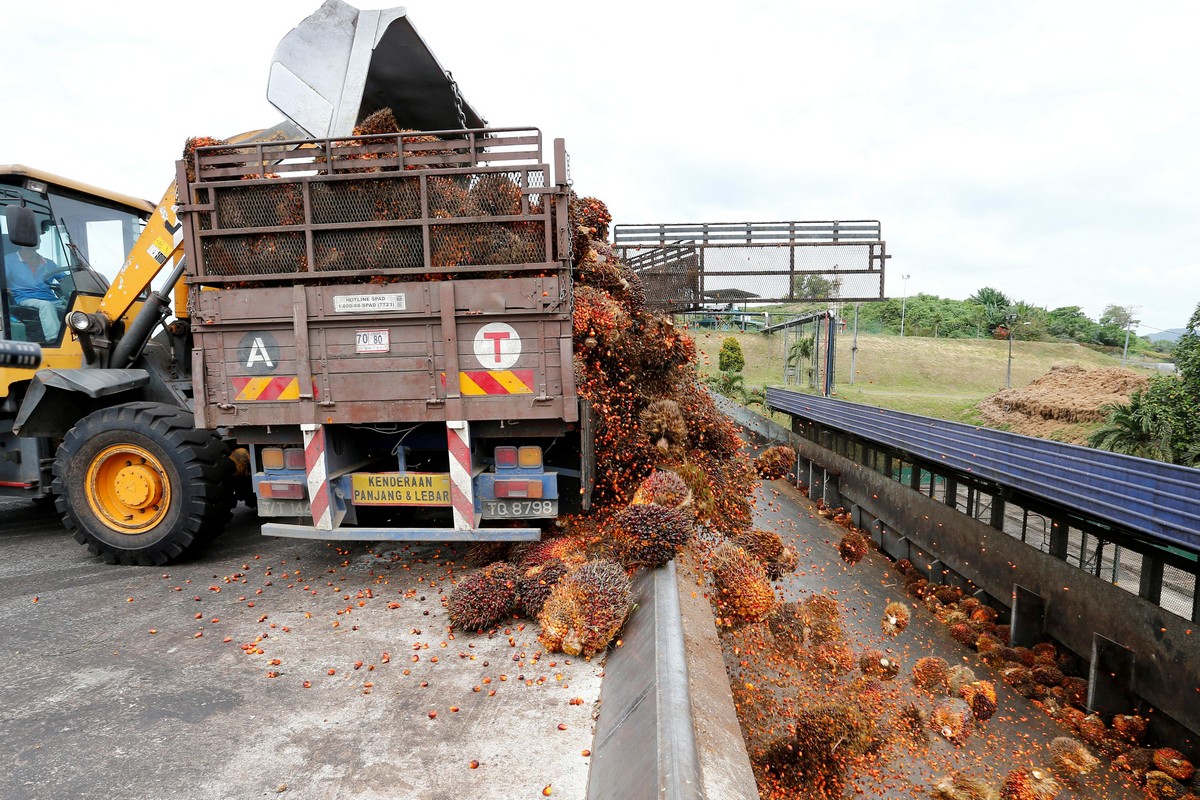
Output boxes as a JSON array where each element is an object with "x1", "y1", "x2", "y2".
[
  {"x1": 355, "y1": 329, "x2": 389, "y2": 353},
  {"x1": 480, "y1": 499, "x2": 558, "y2": 518}
]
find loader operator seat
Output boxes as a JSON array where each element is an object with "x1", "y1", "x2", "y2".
[{"x1": 3, "y1": 244, "x2": 66, "y2": 345}]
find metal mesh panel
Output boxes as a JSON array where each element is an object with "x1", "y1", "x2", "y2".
[
  {"x1": 201, "y1": 233, "x2": 306, "y2": 276},
  {"x1": 215, "y1": 183, "x2": 304, "y2": 229},
  {"x1": 312, "y1": 228, "x2": 424, "y2": 272},
  {"x1": 310, "y1": 178, "x2": 422, "y2": 223},
  {"x1": 429, "y1": 223, "x2": 545, "y2": 267},
  {"x1": 1161, "y1": 564, "x2": 1196, "y2": 619},
  {"x1": 614, "y1": 221, "x2": 886, "y2": 312}
]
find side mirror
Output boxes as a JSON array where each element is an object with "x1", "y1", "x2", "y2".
[{"x1": 5, "y1": 206, "x2": 39, "y2": 248}]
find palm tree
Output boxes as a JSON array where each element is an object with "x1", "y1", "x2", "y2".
[
  {"x1": 967, "y1": 287, "x2": 1012, "y2": 335},
  {"x1": 1087, "y1": 392, "x2": 1173, "y2": 461}
]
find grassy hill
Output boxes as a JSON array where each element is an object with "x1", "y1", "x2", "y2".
[{"x1": 690, "y1": 329, "x2": 1127, "y2": 425}]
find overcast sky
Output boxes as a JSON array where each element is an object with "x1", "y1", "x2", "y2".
[{"x1": 3, "y1": 0, "x2": 1197, "y2": 333}]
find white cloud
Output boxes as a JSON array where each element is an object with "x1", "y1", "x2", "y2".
[{"x1": 1, "y1": 0, "x2": 1197, "y2": 331}]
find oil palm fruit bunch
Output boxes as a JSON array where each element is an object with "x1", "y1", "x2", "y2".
[
  {"x1": 999, "y1": 768, "x2": 1061, "y2": 800},
  {"x1": 447, "y1": 562, "x2": 519, "y2": 631},
  {"x1": 614, "y1": 502, "x2": 693, "y2": 568},
  {"x1": 516, "y1": 558, "x2": 571, "y2": 619},
  {"x1": 881, "y1": 601, "x2": 911, "y2": 636},
  {"x1": 931, "y1": 699, "x2": 974, "y2": 744},
  {"x1": 1048, "y1": 737, "x2": 1100, "y2": 780},
  {"x1": 930, "y1": 772, "x2": 999, "y2": 800},
  {"x1": 710, "y1": 541, "x2": 777, "y2": 624},
  {"x1": 639, "y1": 398, "x2": 689, "y2": 460},
  {"x1": 912, "y1": 656, "x2": 951, "y2": 693},
  {"x1": 631, "y1": 470, "x2": 693, "y2": 510},
  {"x1": 754, "y1": 445, "x2": 795, "y2": 479},
  {"x1": 572, "y1": 286, "x2": 627, "y2": 352},
  {"x1": 838, "y1": 530, "x2": 870, "y2": 565},
  {"x1": 537, "y1": 559, "x2": 632, "y2": 657}
]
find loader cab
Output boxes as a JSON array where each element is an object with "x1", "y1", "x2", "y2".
[{"x1": 0, "y1": 166, "x2": 152, "y2": 346}]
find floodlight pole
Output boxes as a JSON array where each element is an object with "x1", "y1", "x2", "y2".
[
  {"x1": 899, "y1": 274, "x2": 911, "y2": 336},
  {"x1": 849, "y1": 304, "x2": 860, "y2": 385},
  {"x1": 1004, "y1": 312, "x2": 1018, "y2": 388}
]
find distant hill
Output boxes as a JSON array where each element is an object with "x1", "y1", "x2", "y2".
[{"x1": 1148, "y1": 328, "x2": 1186, "y2": 343}]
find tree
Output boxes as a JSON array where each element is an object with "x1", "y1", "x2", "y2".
[
  {"x1": 792, "y1": 274, "x2": 842, "y2": 301},
  {"x1": 1089, "y1": 301, "x2": 1200, "y2": 464},
  {"x1": 718, "y1": 337, "x2": 745, "y2": 372},
  {"x1": 1087, "y1": 393, "x2": 1173, "y2": 461},
  {"x1": 967, "y1": 287, "x2": 1012, "y2": 335}
]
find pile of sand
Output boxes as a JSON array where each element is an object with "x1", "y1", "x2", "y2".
[{"x1": 977, "y1": 364, "x2": 1150, "y2": 442}]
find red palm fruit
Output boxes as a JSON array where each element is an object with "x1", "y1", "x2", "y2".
[
  {"x1": 860, "y1": 650, "x2": 901, "y2": 681},
  {"x1": 638, "y1": 398, "x2": 689, "y2": 460},
  {"x1": 962, "y1": 680, "x2": 998, "y2": 722},
  {"x1": 573, "y1": 286, "x2": 627, "y2": 351},
  {"x1": 1031, "y1": 664, "x2": 1064, "y2": 687},
  {"x1": 1031, "y1": 642, "x2": 1058, "y2": 662},
  {"x1": 951, "y1": 622, "x2": 982, "y2": 648},
  {"x1": 930, "y1": 772, "x2": 999, "y2": 800},
  {"x1": 461, "y1": 542, "x2": 509, "y2": 567},
  {"x1": 1153, "y1": 749, "x2": 1195, "y2": 782},
  {"x1": 1060, "y1": 676, "x2": 1088, "y2": 708},
  {"x1": 766, "y1": 601, "x2": 805, "y2": 651},
  {"x1": 765, "y1": 545, "x2": 799, "y2": 581},
  {"x1": 516, "y1": 558, "x2": 570, "y2": 619},
  {"x1": 971, "y1": 605, "x2": 1000, "y2": 624},
  {"x1": 897, "y1": 702, "x2": 930, "y2": 747},
  {"x1": 710, "y1": 542, "x2": 777, "y2": 623},
  {"x1": 447, "y1": 563, "x2": 519, "y2": 631},
  {"x1": 812, "y1": 641, "x2": 856, "y2": 675},
  {"x1": 1049, "y1": 736, "x2": 1100, "y2": 779},
  {"x1": 1013, "y1": 646, "x2": 1037, "y2": 667},
  {"x1": 518, "y1": 535, "x2": 587, "y2": 571},
  {"x1": 913, "y1": 656, "x2": 950, "y2": 692},
  {"x1": 1112, "y1": 713, "x2": 1149, "y2": 744},
  {"x1": 734, "y1": 528, "x2": 785, "y2": 563},
  {"x1": 537, "y1": 559, "x2": 631, "y2": 657},
  {"x1": 931, "y1": 699, "x2": 974, "y2": 744},
  {"x1": 838, "y1": 531, "x2": 870, "y2": 565},
  {"x1": 802, "y1": 594, "x2": 844, "y2": 644},
  {"x1": 1144, "y1": 771, "x2": 1188, "y2": 800},
  {"x1": 1077, "y1": 713, "x2": 1108, "y2": 746},
  {"x1": 1114, "y1": 747, "x2": 1156, "y2": 781},
  {"x1": 754, "y1": 445, "x2": 795, "y2": 479},
  {"x1": 999, "y1": 768, "x2": 1061, "y2": 800},
  {"x1": 946, "y1": 665, "x2": 977, "y2": 696},
  {"x1": 882, "y1": 601, "x2": 910, "y2": 636},
  {"x1": 632, "y1": 469, "x2": 693, "y2": 510},
  {"x1": 935, "y1": 586, "x2": 965, "y2": 606},
  {"x1": 615, "y1": 503, "x2": 692, "y2": 568}
]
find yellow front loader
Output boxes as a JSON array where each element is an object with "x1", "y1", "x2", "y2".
[{"x1": 0, "y1": 0, "x2": 483, "y2": 564}]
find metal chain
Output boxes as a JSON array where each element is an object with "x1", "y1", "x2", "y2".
[{"x1": 445, "y1": 71, "x2": 467, "y2": 130}]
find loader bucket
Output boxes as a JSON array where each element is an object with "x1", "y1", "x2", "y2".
[{"x1": 267, "y1": 0, "x2": 485, "y2": 139}]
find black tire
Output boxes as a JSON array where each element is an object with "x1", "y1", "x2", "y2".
[{"x1": 51, "y1": 402, "x2": 233, "y2": 565}]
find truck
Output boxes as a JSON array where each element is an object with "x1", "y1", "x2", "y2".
[
  {"x1": 0, "y1": 0, "x2": 580, "y2": 563},
  {"x1": 180, "y1": 127, "x2": 590, "y2": 542}
]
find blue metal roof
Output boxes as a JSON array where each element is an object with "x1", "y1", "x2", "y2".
[{"x1": 766, "y1": 388, "x2": 1200, "y2": 553}]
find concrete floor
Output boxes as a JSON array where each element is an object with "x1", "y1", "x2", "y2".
[
  {"x1": 0, "y1": 501, "x2": 601, "y2": 800},
  {"x1": 719, "y1": 478, "x2": 1148, "y2": 799}
]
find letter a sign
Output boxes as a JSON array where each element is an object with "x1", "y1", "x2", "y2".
[{"x1": 237, "y1": 331, "x2": 281, "y2": 376}]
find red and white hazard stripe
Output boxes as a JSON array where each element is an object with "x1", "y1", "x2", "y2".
[
  {"x1": 446, "y1": 421, "x2": 474, "y2": 530},
  {"x1": 302, "y1": 424, "x2": 335, "y2": 531}
]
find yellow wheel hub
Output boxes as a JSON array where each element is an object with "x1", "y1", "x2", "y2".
[{"x1": 86, "y1": 444, "x2": 170, "y2": 534}]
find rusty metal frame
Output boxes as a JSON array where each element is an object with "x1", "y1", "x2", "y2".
[{"x1": 613, "y1": 220, "x2": 887, "y2": 311}]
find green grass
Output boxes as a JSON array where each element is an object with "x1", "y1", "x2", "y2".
[{"x1": 691, "y1": 329, "x2": 1124, "y2": 423}]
